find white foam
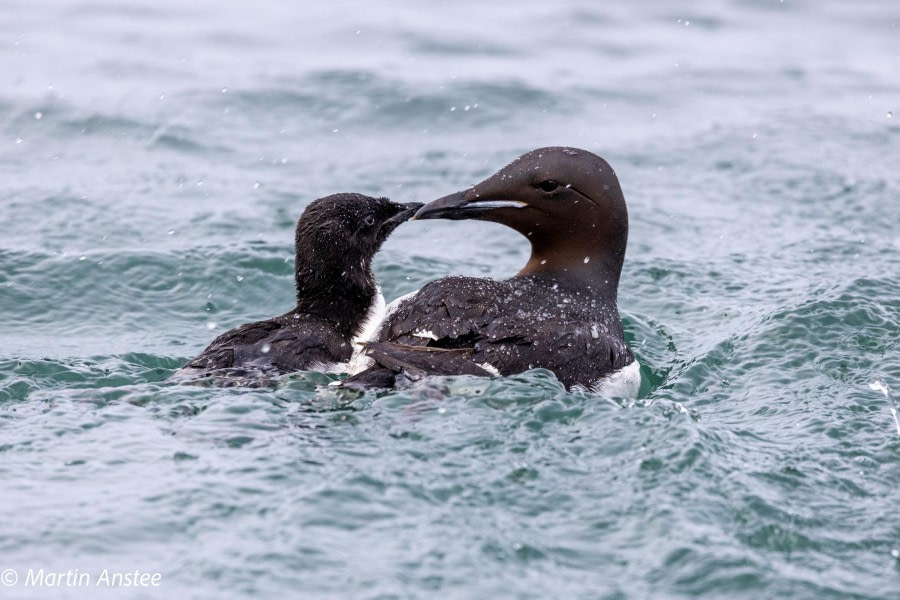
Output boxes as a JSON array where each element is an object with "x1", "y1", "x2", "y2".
[
  {"x1": 308, "y1": 360, "x2": 343, "y2": 374},
  {"x1": 870, "y1": 380, "x2": 899, "y2": 436}
]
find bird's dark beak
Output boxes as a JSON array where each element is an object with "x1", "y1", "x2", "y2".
[
  {"x1": 385, "y1": 202, "x2": 425, "y2": 225},
  {"x1": 413, "y1": 190, "x2": 527, "y2": 221}
]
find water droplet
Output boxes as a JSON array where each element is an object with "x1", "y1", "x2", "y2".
[
  {"x1": 221, "y1": 87, "x2": 228, "y2": 93},
  {"x1": 168, "y1": 230, "x2": 175, "y2": 235},
  {"x1": 206, "y1": 322, "x2": 217, "y2": 330},
  {"x1": 888, "y1": 111, "x2": 893, "y2": 118},
  {"x1": 15, "y1": 137, "x2": 23, "y2": 144},
  {"x1": 332, "y1": 129, "x2": 339, "y2": 133},
  {"x1": 891, "y1": 548, "x2": 900, "y2": 558},
  {"x1": 261, "y1": 343, "x2": 271, "y2": 354},
  {"x1": 34, "y1": 111, "x2": 43, "y2": 120},
  {"x1": 583, "y1": 256, "x2": 590, "y2": 264},
  {"x1": 253, "y1": 181, "x2": 260, "y2": 189},
  {"x1": 450, "y1": 106, "x2": 456, "y2": 111},
  {"x1": 79, "y1": 255, "x2": 86, "y2": 261},
  {"x1": 236, "y1": 275, "x2": 244, "y2": 282}
]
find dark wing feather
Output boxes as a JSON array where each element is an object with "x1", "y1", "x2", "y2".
[
  {"x1": 362, "y1": 342, "x2": 494, "y2": 378},
  {"x1": 375, "y1": 276, "x2": 632, "y2": 388},
  {"x1": 176, "y1": 314, "x2": 351, "y2": 379},
  {"x1": 341, "y1": 342, "x2": 494, "y2": 390},
  {"x1": 383, "y1": 277, "x2": 503, "y2": 346},
  {"x1": 182, "y1": 320, "x2": 281, "y2": 371}
]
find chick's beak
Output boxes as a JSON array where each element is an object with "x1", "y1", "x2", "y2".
[{"x1": 385, "y1": 202, "x2": 425, "y2": 225}]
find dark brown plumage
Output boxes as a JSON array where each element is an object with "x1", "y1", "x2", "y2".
[{"x1": 345, "y1": 147, "x2": 635, "y2": 391}]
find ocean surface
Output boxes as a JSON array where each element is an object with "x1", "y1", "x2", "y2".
[{"x1": 1, "y1": 0, "x2": 898, "y2": 598}]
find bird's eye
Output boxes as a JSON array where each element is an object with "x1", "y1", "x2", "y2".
[
  {"x1": 363, "y1": 214, "x2": 376, "y2": 226},
  {"x1": 539, "y1": 180, "x2": 559, "y2": 193}
]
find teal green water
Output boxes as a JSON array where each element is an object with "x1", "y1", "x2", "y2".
[{"x1": 1, "y1": 1, "x2": 899, "y2": 598}]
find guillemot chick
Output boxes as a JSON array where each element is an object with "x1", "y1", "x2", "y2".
[
  {"x1": 345, "y1": 147, "x2": 639, "y2": 394},
  {"x1": 172, "y1": 193, "x2": 421, "y2": 386}
]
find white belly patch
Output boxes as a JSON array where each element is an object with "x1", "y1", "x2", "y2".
[{"x1": 585, "y1": 360, "x2": 641, "y2": 398}]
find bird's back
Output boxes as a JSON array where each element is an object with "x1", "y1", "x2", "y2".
[
  {"x1": 376, "y1": 275, "x2": 632, "y2": 388},
  {"x1": 173, "y1": 312, "x2": 352, "y2": 383}
]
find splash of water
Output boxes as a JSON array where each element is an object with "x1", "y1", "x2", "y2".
[{"x1": 869, "y1": 380, "x2": 899, "y2": 436}]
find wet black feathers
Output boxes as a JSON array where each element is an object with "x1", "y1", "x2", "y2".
[
  {"x1": 351, "y1": 275, "x2": 632, "y2": 389},
  {"x1": 180, "y1": 313, "x2": 348, "y2": 374}
]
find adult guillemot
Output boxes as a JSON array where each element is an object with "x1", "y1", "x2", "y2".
[
  {"x1": 345, "y1": 147, "x2": 639, "y2": 394},
  {"x1": 171, "y1": 193, "x2": 421, "y2": 385}
]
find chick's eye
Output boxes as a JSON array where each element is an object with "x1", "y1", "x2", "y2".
[
  {"x1": 363, "y1": 214, "x2": 376, "y2": 226},
  {"x1": 539, "y1": 180, "x2": 559, "y2": 193}
]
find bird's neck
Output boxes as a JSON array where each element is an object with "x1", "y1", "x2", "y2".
[
  {"x1": 516, "y1": 232, "x2": 624, "y2": 300},
  {"x1": 294, "y1": 256, "x2": 376, "y2": 339}
]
